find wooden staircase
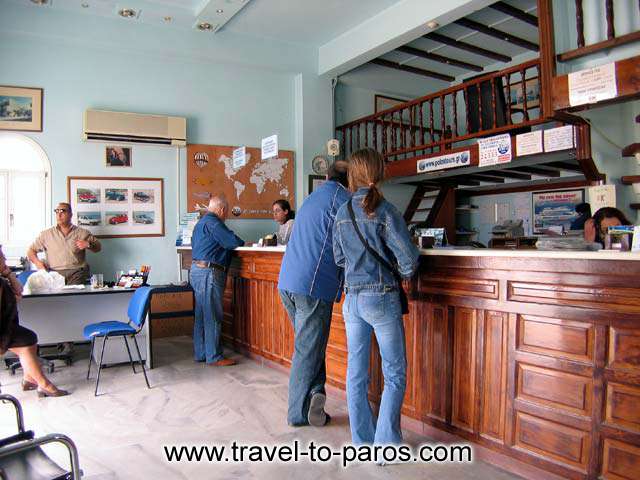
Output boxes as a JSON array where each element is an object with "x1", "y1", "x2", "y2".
[{"x1": 621, "y1": 114, "x2": 640, "y2": 215}]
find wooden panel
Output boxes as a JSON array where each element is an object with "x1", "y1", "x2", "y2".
[
  {"x1": 481, "y1": 311, "x2": 508, "y2": 443},
  {"x1": 602, "y1": 439, "x2": 640, "y2": 480},
  {"x1": 150, "y1": 317, "x2": 194, "y2": 339},
  {"x1": 150, "y1": 290, "x2": 193, "y2": 313},
  {"x1": 517, "y1": 315, "x2": 594, "y2": 363},
  {"x1": 424, "y1": 304, "x2": 451, "y2": 422},
  {"x1": 515, "y1": 412, "x2": 590, "y2": 472},
  {"x1": 516, "y1": 363, "x2": 592, "y2": 416},
  {"x1": 326, "y1": 308, "x2": 347, "y2": 390},
  {"x1": 608, "y1": 328, "x2": 640, "y2": 372},
  {"x1": 605, "y1": 383, "x2": 640, "y2": 433},
  {"x1": 420, "y1": 276, "x2": 498, "y2": 299},
  {"x1": 508, "y1": 281, "x2": 640, "y2": 314},
  {"x1": 452, "y1": 307, "x2": 477, "y2": 432}
]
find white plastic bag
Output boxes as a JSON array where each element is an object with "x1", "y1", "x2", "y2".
[{"x1": 24, "y1": 270, "x2": 66, "y2": 294}]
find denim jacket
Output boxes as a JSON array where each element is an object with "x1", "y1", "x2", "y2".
[{"x1": 333, "y1": 188, "x2": 419, "y2": 293}]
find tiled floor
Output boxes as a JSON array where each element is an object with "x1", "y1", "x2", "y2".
[{"x1": 0, "y1": 337, "x2": 522, "y2": 479}]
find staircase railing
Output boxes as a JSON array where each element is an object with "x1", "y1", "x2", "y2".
[{"x1": 336, "y1": 59, "x2": 545, "y2": 162}]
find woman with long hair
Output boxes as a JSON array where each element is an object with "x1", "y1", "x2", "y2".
[
  {"x1": 584, "y1": 207, "x2": 632, "y2": 245},
  {"x1": 272, "y1": 199, "x2": 295, "y2": 245},
  {"x1": 333, "y1": 148, "x2": 419, "y2": 446}
]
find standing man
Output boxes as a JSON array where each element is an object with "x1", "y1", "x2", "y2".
[
  {"x1": 191, "y1": 194, "x2": 244, "y2": 366},
  {"x1": 278, "y1": 161, "x2": 350, "y2": 427},
  {"x1": 27, "y1": 202, "x2": 102, "y2": 285}
]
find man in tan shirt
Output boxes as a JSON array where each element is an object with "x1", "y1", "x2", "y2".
[{"x1": 27, "y1": 202, "x2": 102, "y2": 285}]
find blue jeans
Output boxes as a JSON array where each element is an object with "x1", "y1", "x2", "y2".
[
  {"x1": 279, "y1": 290, "x2": 333, "y2": 425},
  {"x1": 191, "y1": 265, "x2": 226, "y2": 364},
  {"x1": 343, "y1": 290, "x2": 406, "y2": 445}
]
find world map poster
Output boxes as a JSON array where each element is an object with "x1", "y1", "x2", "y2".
[{"x1": 187, "y1": 144, "x2": 295, "y2": 219}]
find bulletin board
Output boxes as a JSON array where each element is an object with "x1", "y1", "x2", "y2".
[{"x1": 187, "y1": 144, "x2": 295, "y2": 219}]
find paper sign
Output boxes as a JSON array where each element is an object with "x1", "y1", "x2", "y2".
[
  {"x1": 632, "y1": 226, "x2": 640, "y2": 252},
  {"x1": 261, "y1": 134, "x2": 278, "y2": 160},
  {"x1": 588, "y1": 184, "x2": 616, "y2": 211},
  {"x1": 516, "y1": 131, "x2": 543, "y2": 156},
  {"x1": 568, "y1": 63, "x2": 617, "y2": 107},
  {"x1": 478, "y1": 134, "x2": 512, "y2": 167},
  {"x1": 327, "y1": 139, "x2": 339, "y2": 156},
  {"x1": 232, "y1": 146, "x2": 246, "y2": 169},
  {"x1": 417, "y1": 150, "x2": 470, "y2": 173},
  {"x1": 544, "y1": 125, "x2": 574, "y2": 152}
]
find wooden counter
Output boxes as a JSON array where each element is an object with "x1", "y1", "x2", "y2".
[{"x1": 179, "y1": 247, "x2": 640, "y2": 480}]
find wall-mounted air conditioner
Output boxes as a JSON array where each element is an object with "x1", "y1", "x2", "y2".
[{"x1": 83, "y1": 110, "x2": 187, "y2": 146}]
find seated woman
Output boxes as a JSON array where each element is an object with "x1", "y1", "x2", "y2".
[
  {"x1": 0, "y1": 246, "x2": 69, "y2": 397},
  {"x1": 272, "y1": 199, "x2": 295, "y2": 245},
  {"x1": 584, "y1": 207, "x2": 632, "y2": 246}
]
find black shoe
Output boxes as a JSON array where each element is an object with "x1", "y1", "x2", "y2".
[
  {"x1": 308, "y1": 392, "x2": 327, "y2": 427},
  {"x1": 323, "y1": 413, "x2": 331, "y2": 426}
]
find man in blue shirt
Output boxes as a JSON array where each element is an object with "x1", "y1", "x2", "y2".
[
  {"x1": 191, "y1": 195, "x2": 244, "y2": 366},
  {"x1": 278, "y1": 161, "x2": 350, "y2": 427}
]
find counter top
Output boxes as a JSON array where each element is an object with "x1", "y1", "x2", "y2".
[
  {"x1": 419, "y1": 248, "x2": 640, "y2": 260},
  {"x1": 177, "y1": 245, "x2": 286, "y2": 252}
]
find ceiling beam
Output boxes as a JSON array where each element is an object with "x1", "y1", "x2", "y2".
[
  {"x1": 490, "y1": 170, "x2": 532, "y2": 180},
  {"x1": 465, "y1": 174, "x2": 506, "y2": 183},
  {"x1": 506, "y1": 166, "x2": 561, "y2": 177},
  {"x1": 370, "y1": 58, "x2": 455, "y2": 82},
  {"x1": 454, "y1": 18, "x2": 540, "y2": 51},
  {"x1": 396, "y1": 45, "x2": 483, "y2": 72},
  {"x1": 424, "y1": 32, "x2": 511, "y2": 63},
  {"x1": 545, "y1": 161, "x2": 584, "y2": 172},
  {"x1": 489, "y1": 1, "x2": 539, "y2": 27}
]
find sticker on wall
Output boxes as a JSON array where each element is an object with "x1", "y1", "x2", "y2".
[
  {"x1": 231, "y1": 206, "x2": 242, "y2": 217},
  {"x1": 478, "y1": 133, "x2": 511, "y2": 167},
  {"x1": 233, "y1": 146, "x2": 247, "y2": 169},
  {"x1": 193, "y1": 152, "x2": 209, "y2": 169}
]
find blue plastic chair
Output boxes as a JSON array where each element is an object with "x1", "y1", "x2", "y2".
[
  {"x1": 83, "y1": 286, "x2": 152, "y2": 396},
  {"x1": 16, "y1": 270, "x2": 35, "y2": 286}
]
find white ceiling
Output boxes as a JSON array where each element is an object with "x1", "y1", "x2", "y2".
[
  {"x1": 343, "y1": 0, "x2": 539, "y2": 98},
  {"x1": 14, "y1": 0, "x2": 405, "y2": 45}
]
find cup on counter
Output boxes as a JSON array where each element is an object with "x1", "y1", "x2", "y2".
[{"x1": 91, "y1": 273, "x2": 104, "y2": 288}]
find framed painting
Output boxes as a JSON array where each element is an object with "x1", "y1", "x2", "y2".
[
  {"x1": 68, "y1": 176, "x2": 164, "y2": 238},
  {"x1": 0, "y1": 86, "x2": 43, "y2": 132},
  {"x1": 374, "y1": 94, "x2": 407, "y2": 114},
  {"x1": 105, "y1": 146, "x2": 132, "y2": 167},
  {"x1": 532, "y1": 189, "x2": 584, "y2": 234},
  {"x1": 308, "y1": 175, "x2": 325, "y2": 194},
  {"x1": 509, "y1": 77, "x2": 540, "y2": 111}
]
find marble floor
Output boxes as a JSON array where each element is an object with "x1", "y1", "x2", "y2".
[{"x1": 0, "y1": 337, "x2": 523, "y2": 480}]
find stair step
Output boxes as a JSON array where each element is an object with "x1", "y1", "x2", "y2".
[
  {"x1": 622, "y1": 143, "x2": 640, "y2": 157},
  {"x1": 621, "y1": 176, "x2": 640, "y2": 185}
]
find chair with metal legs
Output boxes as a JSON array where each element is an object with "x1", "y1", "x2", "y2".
[{"x1": 83, "y1": 286, "x2": 152, "y2": 396}]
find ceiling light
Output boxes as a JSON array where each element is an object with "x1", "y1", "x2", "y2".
[
  {"x1": 426, "y1": 20, "x2": 439, "y2": 29},
  {"x1": 30, "y1": 0, "x2": 49, "y2": 5},
  {"x1": 163, "y1": 16, "x2": 172, "y2": 22},
  {"x1": 216, "y1": 9, "x2": 224, "y2": 13},
  {"x1": 118, "y1": 8, "x2": 137, "y2": 18},
  {"x1": 197, "y1": 22, "x2": 213, "y2": 31},
  {"x1": 81, "y1": 3, "x2": 89, "y2": 8}
]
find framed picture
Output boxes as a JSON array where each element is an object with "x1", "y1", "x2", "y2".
[
  {"x1": 308, "y1": 175, "x2": 325, "y2": 194},
  {"x1": 68, "y1": 176, "x2": 164, "y2": 238},
  {"x1": 105, "y1": 146, "x2": 132, "y2": 167},
  {"x1": 374, "y1": 94, "x2": 407, "y2": 113},
  {"x1": 509, "y1": 77, "x2": 540, "y2": 111},
  {"x1": 532, "y1": 189, "x2": 584, "y2": 234},
  {"x1": 0, "y1": 85, "x2": 43, "y2": 132}
]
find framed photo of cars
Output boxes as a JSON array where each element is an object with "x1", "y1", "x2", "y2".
[{"x1": 67, "y1": 176, "x2": 164, "y2": 238}]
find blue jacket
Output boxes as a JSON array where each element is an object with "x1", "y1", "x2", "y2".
[
  {"x1": 333, "y1": 188, "x2": 419, "y2": 292},
  {"x1": 191, "y1": 213, "x2": 244, "y2": 268},
  {"x1": 278, "y1": 180, "x2": 351, "y2": 302}
]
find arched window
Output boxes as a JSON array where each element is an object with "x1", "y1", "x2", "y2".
[{"x1": 0, "y1": 133, "x2": 50, "y2": 257}]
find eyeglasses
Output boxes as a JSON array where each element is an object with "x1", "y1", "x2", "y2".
[{"x1": 54, "y1": 209, "x2": 69, "y2": 213}]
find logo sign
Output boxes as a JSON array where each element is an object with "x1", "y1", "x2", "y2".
[{"x1": 417, "y1": 150, "x2": 470, "y2": 173}]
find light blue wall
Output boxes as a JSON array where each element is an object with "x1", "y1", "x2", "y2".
[{"x1": 0, "y1": 1, "x2": 332, "y2": 283}]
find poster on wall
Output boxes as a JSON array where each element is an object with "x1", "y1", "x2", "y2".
[
  {"x1": 68, "y1": 176, "x2": 164, "y2": 238},
  {"x1": 532, "y1": 189, "x2": 584, "y2": 234}
]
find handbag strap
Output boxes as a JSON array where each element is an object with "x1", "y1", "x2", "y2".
[{"x1": 347, "y1": 199, "x2": 402, "y2": 285}]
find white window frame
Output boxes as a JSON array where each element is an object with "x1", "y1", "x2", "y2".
[{"x1": 0, "y1": 133, "x2": 52, "y2": 252}]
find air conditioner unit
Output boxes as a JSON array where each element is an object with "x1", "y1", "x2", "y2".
[{"x1": 83, "y1": 110, "x2": 187, "y2": 146}]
